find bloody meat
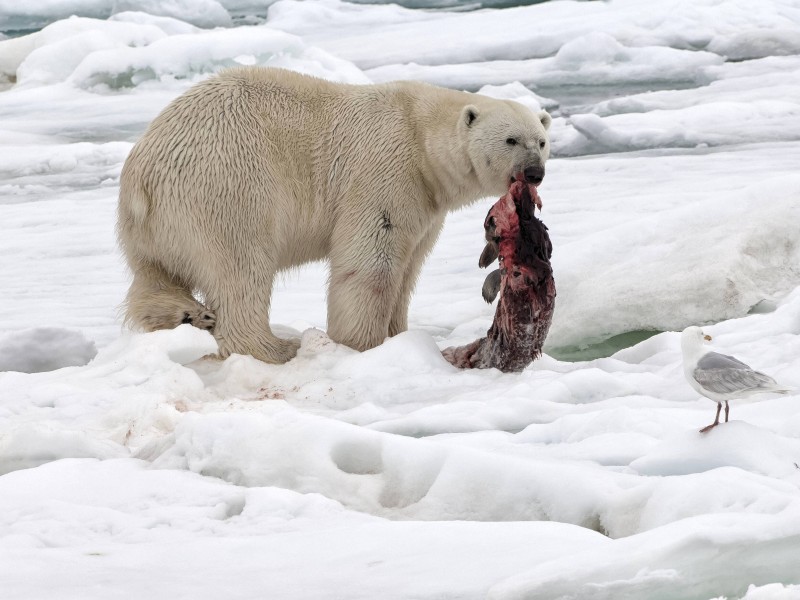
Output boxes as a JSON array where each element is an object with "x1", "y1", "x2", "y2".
[{"x1": 443, "y1": 176, "x2": 555, "y2": 372}]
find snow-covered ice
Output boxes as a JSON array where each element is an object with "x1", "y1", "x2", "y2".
[{"x1": 1, "y1": 0, "x2": 800, "y2": 598}]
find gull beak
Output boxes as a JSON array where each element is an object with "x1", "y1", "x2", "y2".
[{"x1": 703, "y1": 334, "x2": 712, "y2": 341}]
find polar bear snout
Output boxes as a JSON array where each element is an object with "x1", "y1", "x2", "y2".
[
  {"x1": 523, "y1": 165, "x2": 545, "y2": 186},
  {"x1": 510, "y1": 165, "x2": 545, "y2": 186}
]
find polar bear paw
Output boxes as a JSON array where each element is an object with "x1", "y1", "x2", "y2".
[
  {"x1": 180, "y1": 308, "x2": 217, "y2": 332},
  {"x1": 216, "y1": 335, "x2": 300, "y2": 365},
  {"x1": 269, "y1": 337, "x2": 301, "y2": 364}
]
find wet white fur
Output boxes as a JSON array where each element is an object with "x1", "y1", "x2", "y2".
[{"x1": 118, "y1": 67, "x2": 552, "y2": 363}]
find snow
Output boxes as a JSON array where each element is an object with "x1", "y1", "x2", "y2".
[
  {"x1": 1, "y1": 0, "x2": 800, "y2": 598},
  {"x1": 0, "y1": 0, "x2": 232, "y2": 31},
  {"x1": 0, "y1": 327, "x2": 96, "y2": 373}
]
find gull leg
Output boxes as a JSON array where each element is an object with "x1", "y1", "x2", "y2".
[
  {"x1": 700, "y1": 402, "x2": 722, "y2": 433},
  {"x1": 724, "y1": 401, "x2": 730, "y2": 423}
]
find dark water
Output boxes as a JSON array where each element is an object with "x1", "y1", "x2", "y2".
[
  {"x1": 0, "y1": 27, "x2": 40, "y2": 38},
  {"x1": 549, "y1": 330, "x2": 663, "y2": 362},
  {"x1": 549, "y1": 297, "x2": 780, "y2": 362},
  {"x1": 0, "y1": 0, "x2": 583, "y2": 37},
  {"x1": 344, "y1": 0, "x2": 554, "y2": 8},
  {"x1": 535, "y1": 81, "x2": 704, "y2": 117}
]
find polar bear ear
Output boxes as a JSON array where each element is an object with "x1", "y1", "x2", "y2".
[
  {"x1": 538, "y1": 110, "x2": 552, "y2": 131},
  {"x1": 462, "y1": 105, "x2": 480, "y2": 128}
]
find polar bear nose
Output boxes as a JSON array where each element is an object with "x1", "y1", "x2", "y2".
[{"x1": 524, "y1": 166, "x2": 545, "y2": 186}]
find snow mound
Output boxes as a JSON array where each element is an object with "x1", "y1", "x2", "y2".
[
  {"x1": 0, "y1": 327, "x2": 96, "y2": 373},
  {"x1": 0, "y1": 0, "x2": 231, "y2": 33},
  {"x1": 546, "y1": 173, "x2": 800, "y2": 349},
  {"x1": 737, "y1": 584, "x2": 800, "y2": 600},
  {"x1": 477, "y1": 81, "x2": 558, "y2": 113},
  {"x1": 0, "y1": 17, "x2": 368, "y2": 89},
  {"x1": 70, "y1": 26, "x2": 368, "y2": 89},
  {"x1": 0, "y1": 424, "x2": 126, "y2": 475},
  {"x1": 631, "y1": 423, "x2": 800, "y2": 478},
  {"x1": 490, "y1": 512, "x2": 800, "y2": 600}
]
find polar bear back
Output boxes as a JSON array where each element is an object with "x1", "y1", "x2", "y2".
[{"x1": 118, "y1": 68, "x2": 466, "y2": 272}]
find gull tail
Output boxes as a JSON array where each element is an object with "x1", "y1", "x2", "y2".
[{"x1": 768, "y1": 385, "x2": 795, "y2": 395}]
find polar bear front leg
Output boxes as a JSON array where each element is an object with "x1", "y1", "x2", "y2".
[
  {"x1": 327, "y1": 264, "x2": 401, "y2": 351},
  {"x1": 326, "y1": 214, "x2": 411, "y2": 352},
  {"x1": 388, "y1": 216, "x2": 444, "y2": 337}
]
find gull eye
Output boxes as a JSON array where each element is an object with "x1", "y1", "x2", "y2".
[{"x1": 506, "y1": 137, "x2": 517, "y2": 146}]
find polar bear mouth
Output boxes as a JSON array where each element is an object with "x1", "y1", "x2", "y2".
[{"x1": 510, "y1": 171, "x2": 543, "y2": 211}]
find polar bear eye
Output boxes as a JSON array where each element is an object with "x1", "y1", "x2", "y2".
[
  {"x1": 539, "y1": 140, "x2": 546, "y2": 149},
  {"x1": 506, "y1": 137, "x2": 518, "y2": 146}
]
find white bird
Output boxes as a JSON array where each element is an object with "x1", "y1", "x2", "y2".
[{"x1": 681, "y1": 326, "x2": 793, "y2": 433}]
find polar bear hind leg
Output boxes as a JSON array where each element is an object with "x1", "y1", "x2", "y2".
[
  {"x1": 124, "y1": 261, "x2": 216, "y2": 333},
  {"x1": 200, "y1": 251, "x2": 300, "y2": 364}
]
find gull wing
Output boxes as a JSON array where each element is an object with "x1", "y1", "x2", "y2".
[{"x1": 693, "y1": 351, "x2": 778, "y2": 395}]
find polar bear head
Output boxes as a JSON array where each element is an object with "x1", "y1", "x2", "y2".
[{"x1": 459, "y1": 99, "x2": 552, "y2": 197}]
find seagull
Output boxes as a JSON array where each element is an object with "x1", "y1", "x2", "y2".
[{"x1": 681, "y1": 326, "x2": 793, "y2": 433}]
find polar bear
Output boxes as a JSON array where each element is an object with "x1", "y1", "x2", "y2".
[{"x1": 118, "y1": 67, "x2": 552, "y2": 364}]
